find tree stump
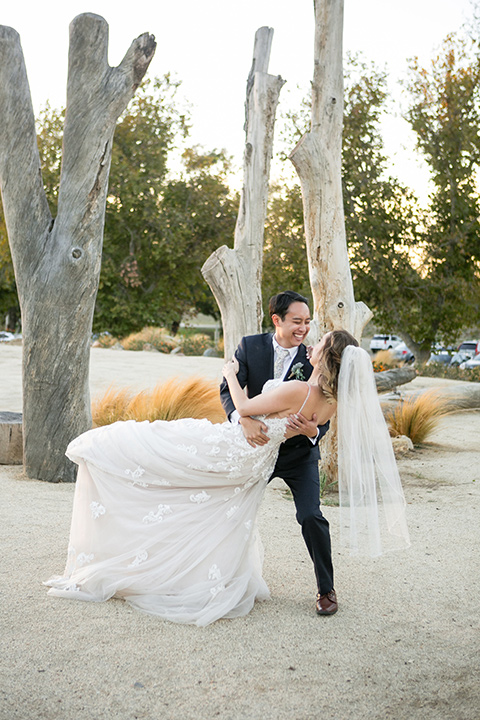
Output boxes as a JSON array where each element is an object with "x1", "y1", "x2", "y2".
[{"x1": 0, "y1": 412, "x2": 23, "y2": 464}]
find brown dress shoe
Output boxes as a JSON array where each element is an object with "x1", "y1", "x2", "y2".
[{"x1": 316, "y1": 589, "x2": 338, "y2": 615}]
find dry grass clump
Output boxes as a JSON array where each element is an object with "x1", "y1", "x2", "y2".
[
  {"x1": 372, "y1": 349, "x2": 404, "y2": 372},
  {"x1": 92, "y1": 376, "x2": 225, "y2": 427},
  {"x1": 121, "y1": 327, "x2": 179, "y2": 353},
  {"x1": 383, "y1": 390, "x2": 452, "y2": 445},
  {"x1": 91, "y1": 386, "x2": 132, "y2": 427}
]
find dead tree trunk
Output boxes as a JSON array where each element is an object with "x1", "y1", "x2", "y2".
[
  {"x1": 0, "y1": 15, "x2": 155, "y2": 482},
  {"x1": 289, "y1": 0, "x2": 373, "y2": 482},
  {"x1": 375, "y1": 367, "x2": 417, "y2": 393},
  {"x1": 202, "y1": 27, "x2": 285, "y2": 360},
  {"x1": 289, "y1": 0, "x2": 371, "y2": 339}
]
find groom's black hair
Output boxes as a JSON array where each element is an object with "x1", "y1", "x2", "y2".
[{"x1": 269, "y1": 291, "x2": 310, "y2": 320}]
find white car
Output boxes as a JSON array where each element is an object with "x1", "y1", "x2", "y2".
[
  {"x1": 460, "y1": 354, "x2": 480, "y2": 369},
  {"x1": 0, "y1": 331, "x2": 14, "y2": 342},
  {"x1": 450, "y1": 340, "x2": 480, "y2": 366},
  {"x1": 391, "y1": 341, "x2": 415, "y2": 363},
  {"x1": 369, "y1": 334, "x2": 402, "y2": 353}
]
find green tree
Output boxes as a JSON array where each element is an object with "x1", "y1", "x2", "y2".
[
  {"x1": 341, "y1": 59, "x2": 424, "y2": 354},
  {"x1": 0, "y1": 77, "x2": 238, "y2": 337},
  {"x1": 264, "y1": 57, "x2": 422, "y2": 345},
  {"x1": 265, "y1": 49, "x2": 480, "y2": 360},
  {"x1": 96, "y1": 144, "x2": 237, "y2": 336},
  {"x1": 0, "y1": 204, "x2": 19, "y2": 329},
  {"x1": 405, "y1": 34, "x2": 480, "y2": 348},
  {"x1": 262, "y1": 182, "x2": 311, "y2": 319}
]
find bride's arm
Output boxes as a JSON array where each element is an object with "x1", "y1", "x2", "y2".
[{"x1": 222, "y1": 360, "x2": 305, "y2": 417}]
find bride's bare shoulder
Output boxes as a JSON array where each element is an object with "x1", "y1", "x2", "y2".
[{"x1": 309, "y1": 384, "x2": 336, "y2": 422}]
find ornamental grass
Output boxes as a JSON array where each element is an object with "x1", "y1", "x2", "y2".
[
  {"x1": 92, "y1": 376, "x2": 225, "y2": 427},
  {"x1": 372, "y1": 349, "x2": 404, "y2": 372},
  {"x1": 383, "y1": 390, "x2": 452, "y2": 445},
  {"x1": 91, "y1": 386, "x2": 132, "y2": 427}
]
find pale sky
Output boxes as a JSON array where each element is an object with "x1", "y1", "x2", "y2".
[{"x1": 1, "y1": 0, "x2": 475, "y2": 202}]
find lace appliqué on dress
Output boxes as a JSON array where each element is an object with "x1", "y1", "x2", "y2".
[
  {"x1": 190, "y1": 491, "x2": 211, "y2": 504},
  {"x1": 90, "y1": 501, "x2": 106, "y2": 519},
  {"x1": 208, "y1": 564, "x2": 225, "y2": 597},
  {"x1": 142, "y1": 504, "x2": 172, "y2": 524},
  {"x1": 125, "y1": 465, "x2": 148, "y2": 487},
  {"x1": 129, "y1": 550, "x2": 148, "y2": 568},
  {"x1": 177, "y1": 444, "x2": 198, "y2": 455}
]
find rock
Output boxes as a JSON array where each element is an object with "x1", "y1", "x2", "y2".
[
  {"x1": 0, "y1": 411, "x2": 23, "y2": 464},
  {"x1": 203, "y1": 347, "x2": 220, "y2": 357},
  {"x1": 391, "y1": 435, "x2": 414, "y2": 456},
  {"x1": 142, "y1": 343, "x2": 159, "y2": 352},
  {"x1": 111, "y1": 342, "x2": 125, "y2": 351}
]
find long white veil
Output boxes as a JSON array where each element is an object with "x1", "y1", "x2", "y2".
[{"x1": 337, "y1": 346, "x2": 410, "y2": 557}]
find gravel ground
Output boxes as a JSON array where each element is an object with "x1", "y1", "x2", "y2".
[{"x1": 1, "y1": 345, "x2": 479, "y2": 720}]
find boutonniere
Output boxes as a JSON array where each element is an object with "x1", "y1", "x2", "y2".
[{"x1": 289, "y1": 362, "x2": 305, "y2": 381}]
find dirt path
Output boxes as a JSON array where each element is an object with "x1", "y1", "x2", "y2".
[{"x1": 1, "y1": 345, "x2": 479, "y2": 719}]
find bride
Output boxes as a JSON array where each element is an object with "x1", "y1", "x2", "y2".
[{"x1": 45, "y1": 330, "x2": 409, "y2": 626}]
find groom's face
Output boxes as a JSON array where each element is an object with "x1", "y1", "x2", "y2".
[{"x1": 272, "y1": 301, "x2": 311, "y2": 348}]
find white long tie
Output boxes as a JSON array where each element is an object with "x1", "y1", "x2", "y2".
[{"x1": 274, "y1": 348, "x2": 290, "y2": 379}]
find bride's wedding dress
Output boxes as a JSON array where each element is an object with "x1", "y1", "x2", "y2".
[{"x1": 45, "y1": 380, "x2": 289, "y2": 626}]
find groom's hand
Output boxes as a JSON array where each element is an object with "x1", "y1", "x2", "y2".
[
  {"x1": 239, "y1": 416, "x2": 270, "y2": 447},
  {"x1": 285, "y1": 412, "x2": 318, "y2": 439}
]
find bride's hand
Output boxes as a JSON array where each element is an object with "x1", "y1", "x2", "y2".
[{"x1": 222, "y1": 357, "x2": 239, "y2": 378}]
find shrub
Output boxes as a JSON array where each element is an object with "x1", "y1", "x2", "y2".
[
  {"x1": 383, "y1": 390, "x2": 452, "y2": 445},
  {"x1": 91, "y1": 332, "x2": 118, "y2": 348},
  {"x1": 419, "y1": 363, "x2": 480, "y2": 383},
  {"x1": 121, "y1": 326, "x2": 179, "y2": 353},
  {"x1": 180, "y1": 333, "x2": 214, "y2": 356},
  {"x1": 92, "y1": 376, "x2": 225, "y2": 426}
]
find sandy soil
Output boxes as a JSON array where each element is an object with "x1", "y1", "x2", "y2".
[{"x1": 1, "y1": 344, "x2": 479, "y2": 720}]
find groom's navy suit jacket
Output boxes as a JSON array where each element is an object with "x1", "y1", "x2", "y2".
[{"x1": 220, "y1": 333, "x2": 330, "y2": 471}]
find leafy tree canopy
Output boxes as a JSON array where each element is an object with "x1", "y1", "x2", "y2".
[
  {"x1": 264, "y1": 47, "x2": 480, "y2": 359},
  {"x1": 0, "y1": 76, "x2": 238, "y2": 337}
]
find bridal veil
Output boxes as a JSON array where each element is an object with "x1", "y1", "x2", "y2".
[{"x1": 337, "y1": 345, "x2": 411, "y2": 557}]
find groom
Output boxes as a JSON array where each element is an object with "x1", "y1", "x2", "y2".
[{"x1": 220, "y1": 290, "x2": 337, "y2": 615}]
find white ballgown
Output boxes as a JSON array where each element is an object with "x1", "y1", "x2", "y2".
[{"x1": 45, "y1": 381, "x2": 290, "y2": 626}]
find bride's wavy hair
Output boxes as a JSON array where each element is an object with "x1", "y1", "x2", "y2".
[{"x1": 318, "y1": 329, "x2": 359, "y2": 403}]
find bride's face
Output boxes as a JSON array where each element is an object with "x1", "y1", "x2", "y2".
[{"x1": 310, "y1": 333, "x2": 331, "y2": 366}]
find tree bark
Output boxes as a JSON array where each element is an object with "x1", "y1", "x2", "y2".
[
  {"x1": 0, "y1": 412, "x2": 23, "y2": 464},
  {"x1": 374, "y1": 367, "x2": 417, "y2": 393},
  {"x1": 288, "y1": 0, "x2": 373, "y2": 482},
  {"x1": 202, "y1": 27, "x2": 285, "y2": 360},
  {"x1": 289, "y1": 0, "x2": 372, "y2": 340},
  {"x1": 0, "y1": 15, "x2": 155, "y2": 481}
]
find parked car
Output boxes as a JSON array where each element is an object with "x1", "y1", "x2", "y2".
[
  {"x1": 450, "y1": 340, "x2": 480, "y2": 366},
  {"x1": 0, "y1": 331, "x2": 14, "y2": 342},
  {"x1": 460, "y1": 354, "x2": 480, "y2": 369},
  {"x1": 369, "y1": 334, "x2": 402, "y2": 353},
  {"x1": 390, "y1": 341, "x2": 415, "y2": 363},
  {"x1": 427, "y1": 349, "x2": 454, "y2": 366}
]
